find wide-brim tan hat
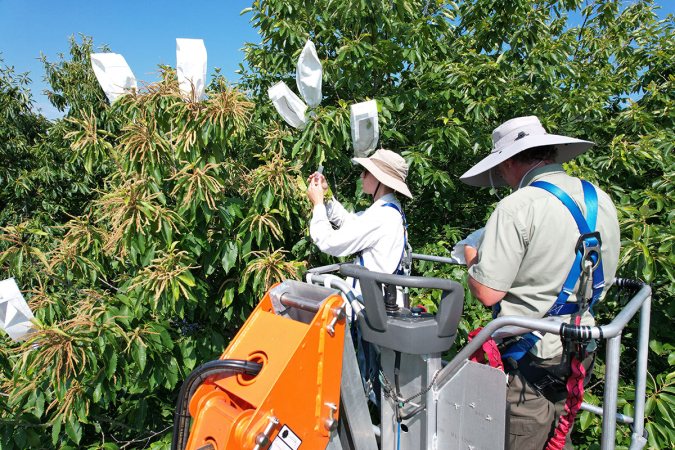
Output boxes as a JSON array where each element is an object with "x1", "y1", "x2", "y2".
[
  {"x1": 460, "y1": 116, "x2": 594, "y2": 187},
  {"x1": 352, "y1": 149, "x2": 413, "y2": 198}
]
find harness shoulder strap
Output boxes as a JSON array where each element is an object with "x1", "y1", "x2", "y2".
[
  {"x1": 531, "y1": 180, "x2": 605, "y2": 315},
  {"x1": 382, "y1": 202, "x2": 408, "y2": 275},
  {"x1": 352, "y1": 202, "x2": 407, "y2": 288},
  {"x1": 500, "y1": 180, "x2": 605, "y2": 362}
]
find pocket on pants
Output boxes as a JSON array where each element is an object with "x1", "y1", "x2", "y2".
[{"x1": 508, "y1": 416, "x2": 551, "y2": 450}]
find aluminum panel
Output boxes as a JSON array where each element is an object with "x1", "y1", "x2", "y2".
[{"x1": 436, "y1": 360, "x2": 507, "y2": 449}]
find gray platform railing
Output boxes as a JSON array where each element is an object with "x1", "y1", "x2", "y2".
[
  {"x1": 306, "y1": 259, "x2": 651, "y2": 450},
  {"x1": 436, "y1": 280, "x2": 652, "y2": 450}
]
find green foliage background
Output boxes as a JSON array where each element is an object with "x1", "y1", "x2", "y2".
[{"x1": 0, "y1": 0, "x2": 672, "y2": 448}]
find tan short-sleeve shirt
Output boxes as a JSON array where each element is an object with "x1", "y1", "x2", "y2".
[{"x1": 469, "y1": 164, "x2": 620, "y2": 359}]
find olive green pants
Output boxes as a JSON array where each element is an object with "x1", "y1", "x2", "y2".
[
  {"x1": 506, "y1": 353, "x2": 594, "y2": 450},
  {"x1": 506, "y1": 369, "x2": 573, "y2": 450}
]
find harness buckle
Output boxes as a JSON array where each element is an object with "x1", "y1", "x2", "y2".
[
  {"x1": 576, "y1": 231, "x2": 602, "y2": 271},
  {"x1": 532, "y1": 373, "x2": 564, "y2": 392}
]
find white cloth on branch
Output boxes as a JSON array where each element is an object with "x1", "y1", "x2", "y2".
[
  {"x1": 176, "y1": 38, "x2": 207, "y2": 101},
  {"x1": 350, "y1": 100, "x2": 379, "y2": 158},
  {"x1": 0, "y1": 278, "x2": 35, "y2": 341},
  {"x1": 268, "y1": 81, "x2": 308, "y2": 129},
  {"x1": 90, "y1": 53, "x2": 137, "y2": 103},
  {"x1": 296, "y1": 40, "x2": 322, "y2": 108}
]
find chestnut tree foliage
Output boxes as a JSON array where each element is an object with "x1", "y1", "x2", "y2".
[{"x1": 0, "y1": 1, "x2": 672, "y2": 448}]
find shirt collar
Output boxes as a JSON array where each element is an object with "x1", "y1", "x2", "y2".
[
  {"x1": 520, "y1": 163, "x2": 565, "y2": 188},
  {"x1": 374, "y1": 193, "x2": 399, "y2": 205}
]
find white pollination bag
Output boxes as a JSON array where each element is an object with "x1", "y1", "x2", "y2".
[
  {"x1": 296, "y1": 40, "x2": 322, "y2": 108},
  {"x1": 0, "y1": 278, "x2": 35, "y2": 341},
  {"x1": 176, "y1": 38, "x2": 207, "y2": 101},
  {"x1": 450, "y1": 228, "x2": 486, "y2": 265},
  {"x1": 268, "y1": 81, "x2": 308, "y2": 129},
  {"x1": 90, "y1": 53, "x2": 137, "y2": 103},
  {"x1": 350, "y1": 100, "x2": 379, "y2": 157}
]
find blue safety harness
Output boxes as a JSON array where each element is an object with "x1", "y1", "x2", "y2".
[
  {"x1": 352, "y1": 202, "x2": 408, "y2": 406},
  {"x1": 352, "y1": 202, "x2": 408, "y2": 288},
  {"x1": 499, "y1": 180, "x2": 605, "y2": 362}
]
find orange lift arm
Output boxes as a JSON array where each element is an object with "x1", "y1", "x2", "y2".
[{"x1": 172, "y1": 281, "x2": 347, "y2": 450}]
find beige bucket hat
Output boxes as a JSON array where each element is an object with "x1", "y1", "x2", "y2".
[
  {"x1": 352, "y1": 149, "x2": 413, "y2": 198},
  {"x1": 460, "y1": 116, "x2": 594, "y2": 187}
]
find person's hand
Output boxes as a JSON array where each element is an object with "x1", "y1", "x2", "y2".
[
  {"x1": 307, "y1": 178, "x2": 325, "y2": 206},
  {"x1": 307, "y1": 172, "x2": 329, "y2": 191}
]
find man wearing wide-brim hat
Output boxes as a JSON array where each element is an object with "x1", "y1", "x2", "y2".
[
  {"x1": 460, "y1": 116, "x2": 620, "y2": 449},
  {"x1": 307, "y1": 149, "x2": 411, "y2": 292}
]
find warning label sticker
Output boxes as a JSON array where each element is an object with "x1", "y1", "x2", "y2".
[{"x1": 270, "y1": 424, "x2": 302, "y2": 450}]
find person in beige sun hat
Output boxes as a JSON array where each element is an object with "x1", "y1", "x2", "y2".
[
  {"x1": 306, "y1": 149, "x2": 411, "y2": 294},
  {"x1": 460, "y1": 115, "x2": 594, "y2": 187},
  {"x1": 459, "y1": 116, "x2": 621, "y2": 450}
]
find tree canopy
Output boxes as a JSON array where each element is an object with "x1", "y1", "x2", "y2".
[{"x1": 0, "y1": 1, "x2": 673, "y2": 448}]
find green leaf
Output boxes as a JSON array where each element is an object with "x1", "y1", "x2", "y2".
[
  {"x1": 178, "y1": 271, "x2": 196, "y2": 287},
  {"x1": 34, "y1": 390, "x2": 45, "y2": 417},
  {"x1": 656, "y1": 397, "x2": 674, "y2": 428},
  {"x1": 221, "y1": 240, "x2": 238, "y2": 274},
  {"x1": 650, "y1": 339, "x2": 664, "y2": 355},
  {"x1": 106, "y1": 352, "x2": 118, "y2": 380},
  {"x1": 93, "y1": 383, "x2": 103, "y2": 403},
  {"x1": 51, "y1": 420, "x2": 62, "y2": 446},
  {"x1": 134, "y1": 342, "x2": 147, "y2": 372},
  {"x1": 579, "y1": 410, "x2": 594, "y2": 430},
  {"x1": 65, "y1": 416, "x2": 82, "y2": 444},
  {"x1": 262, "y1": 188, "x2": 274, "y2": 210},
  {"x1": 13, "y1": 427, "x2": 26, "y2": 448},
  {"x1": 222, "y1": 287, "x2": 235, "y2": 308},
  {"x1": 164, "y1": 357, "x2": 179, "y2": 388}
]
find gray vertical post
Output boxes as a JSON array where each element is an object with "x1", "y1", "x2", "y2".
[
  {"x1": 335, "y1": 326, "x2": 379, "y2": 450},
  {"x1": 326, "y1": 432, "x2": 344, "y2": 450},
  {"x1": 630, "y1": 297, "x2": 651, "y2": 449},
  {"x1": 601, "y1": 335, "x2": 622, "y2": 450},
  {"x1": 424, "y1": 355, "x2": 442, "y2": 450}
]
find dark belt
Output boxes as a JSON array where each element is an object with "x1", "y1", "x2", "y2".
[{"x1": 508, "y1": 344, "x2": 597, "y2": 404}]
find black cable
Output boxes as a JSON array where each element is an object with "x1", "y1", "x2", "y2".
[
  {"x1": 394, "y1": 351, "x2": 402, "y2": 423},
  {"x1": 373, "y1": 181, "x2": 381, "y2": 199},
  {"x1": 171, "y1": 359, "x2": 262, "y2": 450}
]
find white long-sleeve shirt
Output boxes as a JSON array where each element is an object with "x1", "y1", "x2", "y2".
[{"x1": 310, "y1": 193, "x2": 406, "y2": 291}]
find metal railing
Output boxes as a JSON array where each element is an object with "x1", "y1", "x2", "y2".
[
  {"x1": 306, "y1": 259, "x2": 652, "y2": 450},
  {"x1": 436, "y1": 280, "x2": 651, "y2": 450}
]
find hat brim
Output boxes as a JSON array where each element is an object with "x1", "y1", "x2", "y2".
[
  {"x1": 460, "y1": 134, "x2": 594, "y2": 187},
  {"x1": 352, "y1": 157, "x2": 413, "y2": 198}
]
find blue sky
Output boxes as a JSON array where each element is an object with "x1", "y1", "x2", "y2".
[
  {"x1": 0, "y1": 0, "x2": 259, "y2": 119},
  {"x1": 0, "y1": 1, "x2": 673, "y2": 120}
]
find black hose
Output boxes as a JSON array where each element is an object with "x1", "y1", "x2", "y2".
[{"x1": 171, "y1": 359, "x2": 263, "y2": 450}]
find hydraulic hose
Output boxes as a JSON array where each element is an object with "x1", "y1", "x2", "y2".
[{"x1": 171, "y1": 359, "x2": 263, "y2": 450}]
